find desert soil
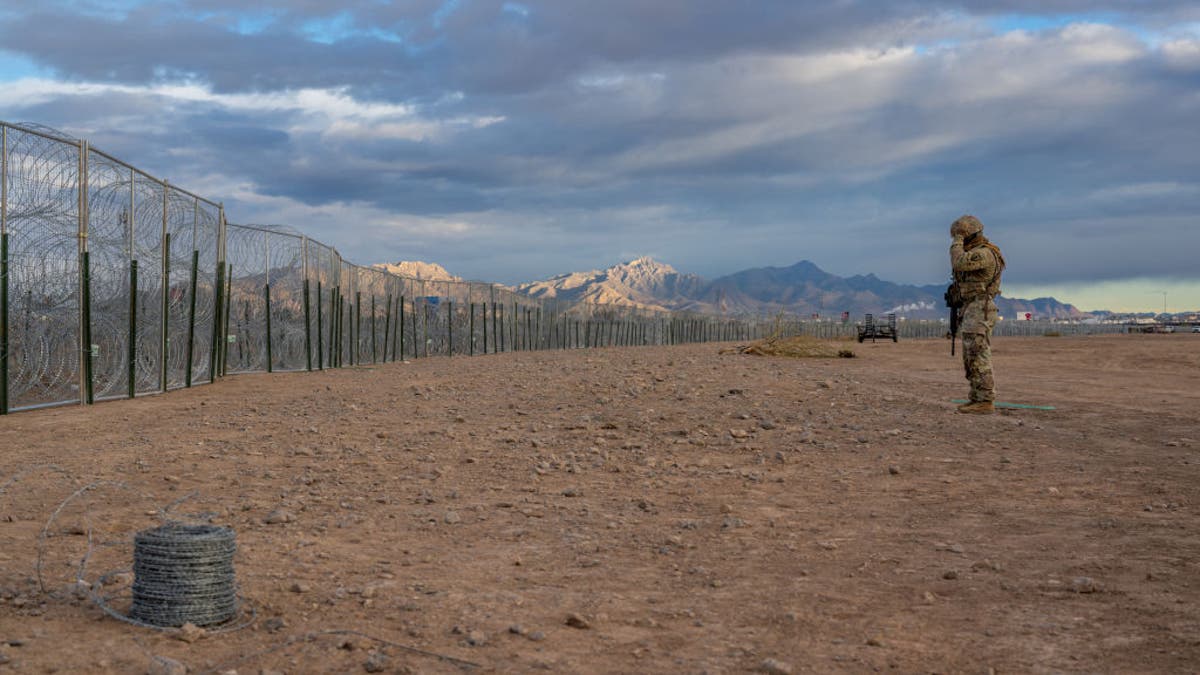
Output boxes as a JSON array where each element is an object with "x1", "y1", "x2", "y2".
[{"x1": 1, "y1": 334, "x2": 1199, "y2": 674}]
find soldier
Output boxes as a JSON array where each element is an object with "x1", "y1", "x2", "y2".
[{"x1": 949, "y1": 215, "x2": 1006, "y2": 414}]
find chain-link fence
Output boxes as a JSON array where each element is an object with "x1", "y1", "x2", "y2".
[
  {"x1": 1, "y1": 123, "x2": 226, "y2": 411},
  {"x1": 0, "y1": 121, "x2": 1128, "y2": 414},
  {"x1": 0, "y1": 121, "x2": 782, "y2": 413}
]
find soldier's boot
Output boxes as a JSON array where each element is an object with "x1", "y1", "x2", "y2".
[{"x1": 956, "y1": 401, "x2": 995, "y2": 415}]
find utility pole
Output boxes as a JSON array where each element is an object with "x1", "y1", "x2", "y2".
[{"x1": 1150, "y1": 290, "x2": 1167, "y2": 316}]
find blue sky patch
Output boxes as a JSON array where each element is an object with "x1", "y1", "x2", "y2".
[
  {"x1": 0, "y1": 50, "x2": 47, "y2": 81},
  {"x1": 988, "y1": 12, "x2": 1123, "y2": 34}
]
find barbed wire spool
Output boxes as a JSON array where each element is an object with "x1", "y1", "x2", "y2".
[{"x1": 128, "y1": 523, "x2": 238, "y2": 628}]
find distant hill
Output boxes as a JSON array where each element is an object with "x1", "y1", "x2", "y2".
[
  {"x1": 516, "y1": 257, "x2": 706, "y2": 311},
  {"x1": 372, "y1": 260, "x2": 461, "y2": 281},
  {"x1": 513, "y1": 257, "x2": 1087, "y2": 319}
]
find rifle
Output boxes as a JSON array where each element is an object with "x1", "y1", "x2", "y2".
[{"x1": 944, "y1": 283, "x2": 962, "y2": 355}]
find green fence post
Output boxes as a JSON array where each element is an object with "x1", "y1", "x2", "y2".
[
  {"x1": 1, "y1": 127, "x2": 7, "y2": 413},
  {"x1": 316, "y1": 280, "x2": 324, "y2": 370},
  {"x1": 398, "y1": 293, "x2": 408, "y2": 357},
  {"x1": 410, "y1": 297, "x2": 418, "y2": 359},
  {"x1": 304, "y1": 278, "x2": 312, "y2": 371},
  {"x1": 336, "y1": 288, "x2": 343, "y2": 367},
  {"x1": 1, "y1": 231, "x2": 8, "y2": 415},
  {"x1": 161, "y1": 232, "x2": 170, "y2": 392},
  {"x1": 209, "y1": 260, "x2": 224, "y2": 383},
  {"x1": 469, "y1": 302, "x2": 475, "y2": 356},
  {"x1": 448, "y1": 300, "x2": 454, "y2": 357},
  {"x1": 329, "y1": 287, "x2": 337, "y2": 367},
  {"x1": 371, "y1": 294, "x2": 377, "y2": 364},
  {"x1": 81, "y1": 250, "x2": 94, "y2": 404},
  {"x1": 422, "y1": 299, "x2": 429, "y2": 358},
  {"x1": 185, "y1": 250, "x2": 198, "y2": 387},
  {"x1": 383, "y1": 293, "x2": 392, "y2": 363},
  {"x1": 221, "y1": 265, "x2": 232, "y2": 377},
  {"x1": 128, "y1": 259, "x2": 137, "y2": 398},
  {"x1": 264, "y1": 282, "x2": 273, "y2": 373}
]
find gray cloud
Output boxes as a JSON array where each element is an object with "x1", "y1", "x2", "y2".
[{"x1": 1, "y1": 1, "x2": 1197, "y2": 296}]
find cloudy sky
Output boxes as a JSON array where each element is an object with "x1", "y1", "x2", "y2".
[{"x1": 2, "y1": 1, "x2": 1198, "y2": 311}]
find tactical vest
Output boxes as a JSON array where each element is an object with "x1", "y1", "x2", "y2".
[{"x1": 955, "y1": 246, "x2": 1002, "y2": 302}]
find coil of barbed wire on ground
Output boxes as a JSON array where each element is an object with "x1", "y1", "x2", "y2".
[
  {"x1": 8, "y1": 471, "x2": 256, "y2": 634},
  {"x1": 127, "y1": 523, "x2": 238, "y2": 628}
]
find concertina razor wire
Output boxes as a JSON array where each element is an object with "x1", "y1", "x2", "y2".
[{"x1": 0, "y1": 121, "x2": 806, "y2": 414}]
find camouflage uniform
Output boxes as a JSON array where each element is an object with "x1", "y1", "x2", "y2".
[{"x1": 951, "y1": 229, "x2": 1003, "y2": 404}]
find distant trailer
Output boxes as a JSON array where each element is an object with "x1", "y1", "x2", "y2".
[
  {"x1": 858, "y1": 313, "x2": 898, "y2": 343},
  {"x1": 1126, "y1": 324, "x2": 1178, "y2": 334}
]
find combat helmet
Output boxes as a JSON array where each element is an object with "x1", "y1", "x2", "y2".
[{"x1": 952, "y1": 215, "x2": 984, "y2": 238}]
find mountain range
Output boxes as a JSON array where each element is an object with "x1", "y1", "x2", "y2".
[
  {"x1": 513, "y1": 257, "x2": 1087, "y2": 320},
  {"x1": 372, "y1": 261, "x2": 461, "y2": 281}
]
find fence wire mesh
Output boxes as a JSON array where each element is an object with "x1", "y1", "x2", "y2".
[{"x1": 4, "y1": 125, "x2": 82, "y2": 409}]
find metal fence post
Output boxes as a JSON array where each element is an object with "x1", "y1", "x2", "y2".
[
  {"x1": 264, "y1": 233, "x2": 272, "y2": 373},
  {"x1": 0, "y1": 124, "x2": 7, "y2": 415},
  {"x1": 421, "y1": 296, "x2": 429, "y2": 358},
  {"x1": 330, "y1": 286, "x2": 337, "y2": 367},
  {"x1": 333, "y1": 288, "x2": 343, "y2": 365},
  {"x1": 129, "y1": 259, "x2": 137, "y2": 398},
  {"x1": 264, "y1": 282, "x2": 273, "y2": 373},
  {"x1": 302, "y1": 237, "x2": 312, "y2": 371},
  {"x1": 160, "y1": 181, "x2": 169, "y2": 392},
  {"x1": 383, "y1": 293, "x2": 392, "y2": 362},
  {"x1": 185, "y1": 248, "x2": 198, "y2": 387},
  {"x1": 222, "y1": 265, "x2": 232, "y2": 376},
  {"x1": 207, "y1": 207, "x2": 222, "y2": 381},
  {"x1": 490, "y1": 285, "x2": 497, "y2": 353},
  {"x1": 209, "y1": 206, "x2": 225, "y2": 383},
  {"x1": 82, "y1": 250, "x2": 93, "y2": 404},
  {"x1": 412, "y1": 296, "x2": 420, "y2": 359},
  {"x1": 316, "y1": 279, "x2": 324, "y2": 370},
  {"x1": 79, "y1": 139, "x2": 94, "y2": 404},
  {"x1": 184, "y1": 197, "x2": 198, "y2": 387}
]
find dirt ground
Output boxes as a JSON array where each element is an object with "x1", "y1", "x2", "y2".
[{"x1": 1, "y1": 333, "x2": 1199, "y2": 674}]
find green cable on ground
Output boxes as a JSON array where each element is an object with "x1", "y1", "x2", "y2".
[{"x1": 951, "y1": 399, "x2": 1056, "y2": 411}]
